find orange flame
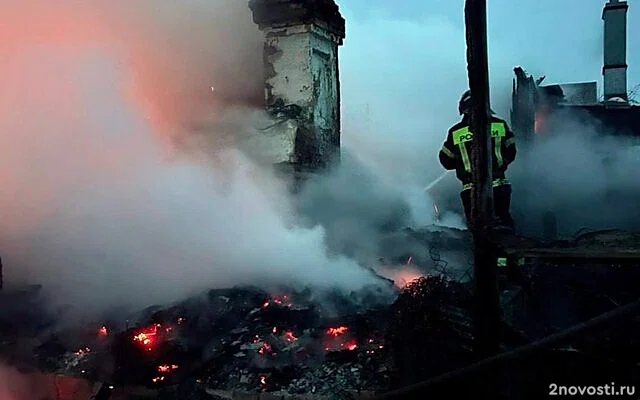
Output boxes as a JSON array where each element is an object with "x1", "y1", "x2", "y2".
[
  {"x1": 133, "y1": 324, "x2": 161, "y2": 351},
  {"x1": 258, "y1": 342, "x2": 271, "y2": 355},
  {"x1": 393, "y1": 270, "x2": 423, "y2": 288},
  {"x1": 262, "y1": 295, "x2": 292, "y2": 309},
  {"x1": 534, "y1": 111, "x2": 547, "y2": 134},
  {"x1": 326, "y1": 326, "x2": 348, "y2": 337}
]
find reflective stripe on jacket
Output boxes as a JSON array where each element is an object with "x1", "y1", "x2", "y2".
[{"x1": 438, "y1": 115, "x2": 516, "y2": 190}]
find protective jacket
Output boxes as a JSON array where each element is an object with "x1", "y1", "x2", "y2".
[{"x1": 438, "y1": 115, "x2": 516, "y2": 191}]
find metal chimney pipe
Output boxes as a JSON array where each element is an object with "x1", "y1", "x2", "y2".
[{"x1": 602, "y1": 0, "x2": 629, "y2": 104}]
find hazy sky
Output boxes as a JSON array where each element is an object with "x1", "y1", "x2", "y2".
[{"x1": 338, "y1": 0, "x2": 639, "y2": 87}]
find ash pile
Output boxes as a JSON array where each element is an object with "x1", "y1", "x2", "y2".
[
  {"x1": 0, "y1": 271, "x2": 493, "y2": 398},
  {"x1": 3, "y1": 284, "x2": 398, "y2": 398},
  {"x1": 109, "y1": 285, "x2": 396, "y2": 396}
]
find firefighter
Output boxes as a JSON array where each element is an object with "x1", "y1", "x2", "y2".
[{"x1": 438, "y1": 90, "x2": 516, "y2": 230}]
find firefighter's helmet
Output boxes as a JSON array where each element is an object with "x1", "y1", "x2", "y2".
[{"x1": 458, "y1": 90, "x2": 472, "y2": 115}]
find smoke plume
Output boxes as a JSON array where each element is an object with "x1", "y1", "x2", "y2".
[
  {"x1": 2, "y1": 0, "x2": 637, "y2": 318},
  {"x1": 0, "y1": 0, "x2": 383, "y2": 315},
  {"x1": 302, "y1": 2, "x2": 640, "y2": 265},
  {"x1": 295, "y1": 8, "x2": 517, "y2": 272},
  {"x1": 510, "y1": 107, "x2": 640, "y2": 238}
]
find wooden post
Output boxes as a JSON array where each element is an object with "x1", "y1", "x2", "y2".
[{"x1": 464, "y1": 0, "x2": 500, "y2": 359}]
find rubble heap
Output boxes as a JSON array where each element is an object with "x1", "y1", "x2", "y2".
[
  {"x1": 2, "y1": 273, "x2": 501, "y2": 398},
  {"x1": 385, "y1": 276, "x2": 475, "y2": 387},
  {"x1": 3, "y1": 285, "x2": 396, "y2": 398}
]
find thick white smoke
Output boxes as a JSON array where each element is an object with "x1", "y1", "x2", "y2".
[
  {"x1": 510, "y1": 107, "x2": 640, "y2": 237},
  {"x1": 329, "y1": 1, "x2": 640, "y2": 241},
  {"x1": 0, "y1": 0, "x2": 382, "y2": 314},
  {"x1": 2, "y1": 0, "x2": 637, "y2": 317},
  {"x1": 295, "y1": 7, "x2": 517, "y2": 267}
]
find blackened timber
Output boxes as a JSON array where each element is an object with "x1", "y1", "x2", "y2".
[
  {"x1": 504, "y1": 248, "x2": 640, "y2": 263},
  {"x1": 510, "y1": 67, "x2": 537, "y2": 144},
  {"x1": 491, "y1": 229, "x2": 640, "y2": 263},
  {"x1": 464, "y1": 0, "x2": 500, "y2": 360}
]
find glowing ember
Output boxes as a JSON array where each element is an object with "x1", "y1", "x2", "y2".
[
  {"x1": 152, "y1": 376, "x2": 165, "y2": 383},
  {"x1": 259, "y1": 375, "x2": 267, "y2": 386},
  {"x1": 262, "y1": 295, "x2": 292, "y2": 309},
  {"x1": 158, "y1": 364, "x2": 179, "y2": 373},
  {"x1": 273, "y1": 295, "x2": 289, "y2": 305},
  {"x1": 272, "y1": 326, "x2": 277, "y2": 334},
  {"x1": 98, "y1": 326, "x2": 108, "y2": 336},
  {"x1": 74, "y1": 347, "x2": 91, "y2": 356},
  {"x1": 283, "y1": 330, "x2": 297, "y2": 342},
  {"x1": 343, "y1": 340, "x2": 357, "y2": 351},
  {"x1": 406, "y1": 256, "x2": 413, "y2": 265},
  {"x1": 258, "y1": 342, "x2": 272, "y2": 355},
  {"x1": 133, "y1": 324, "x2": 161, "y2": 350},
  {"x1": 326, "y1": 326, "x2": 348, "y2": 336},
  {"x1": 177, "y1": 317, "x2": 185, "y2": 324}
]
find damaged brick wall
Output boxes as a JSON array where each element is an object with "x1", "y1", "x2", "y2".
[{"x1": 247, "y1": 0, "x2": 345, "y2": 174}]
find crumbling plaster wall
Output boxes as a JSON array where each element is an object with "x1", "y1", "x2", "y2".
[
  {"x1": 240, "y1": 0, "x2": 344, "y2": 175},
  {"x1": 264, "y1": 25, "x2": 314, "y2": 109},
  {"x1": 260, "y1": 24, "x2": 340, "y2": 167}
]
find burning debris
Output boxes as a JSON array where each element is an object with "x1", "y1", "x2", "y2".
[
  {"x1": 1, "y1": 272, "x2": 485, "y2": 397},
  {"x1": 0, "y1": 284, "x2": 398, "y2": 396},
  {"x1": 3, "y1": 263, "x2": 640, "y2": 399},
  {"x1": 179, "y1": 287, "x2": 394, "y2": 396}
]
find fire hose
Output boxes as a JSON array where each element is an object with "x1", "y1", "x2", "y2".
[{"x1": 371, "y1": 296, "x2": 640, "y2": 399}]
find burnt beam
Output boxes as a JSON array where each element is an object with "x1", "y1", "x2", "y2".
[{"x1": 464, "y1": 0, "x2": 501, "y2": 361}]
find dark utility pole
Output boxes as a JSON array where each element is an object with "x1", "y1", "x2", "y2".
[{"x1": 464, "y1": 0, "x2": 501, "y2": 359}]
